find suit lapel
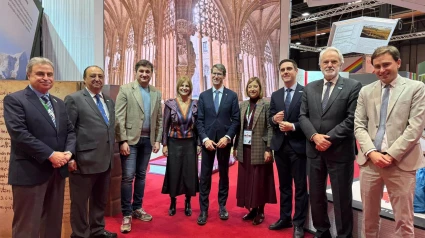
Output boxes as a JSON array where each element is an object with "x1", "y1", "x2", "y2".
[
  {"x1": 373, "y1": 81, "x2": 382, "y2": 124},
  {"x1": 132, "y1": 81, "x2": 144, "y2": 113},
  {"x1": 386, "y1": 75, "x2": 405, "y2": 120},
  {"x1": 105, "y1": 96, "x2": 114, "y2": 126},
  {"x1": 25, "y1": 87, "x2": 56, "y2": 130},
  {"x1": 149, "y1": 85, "x2": 157, "y2": 116},
  {"x1": 287, "y1": 84, "x2": 302, "y2": 118},
  {"x1": 251, "y1": 99, "x2": 264, "y2": 129},
  {"x1": 50, "y1": 96, "x2": 60, "y2": 131},
  {"x1": 323, "y1": 77, "x2": 344, "y2": 114},
  {"x1": 314, "y1": 81, "x2": 323, "y2": 115},
  {"x1": 240, "y1": 101, "x2": 248, "y2": 131},
  {"x1": 217, "y1": 88, "x2": 228, "y2": 116},
  {"x1": 83, "y1": 89, "x2": 105, "y2": 124}
]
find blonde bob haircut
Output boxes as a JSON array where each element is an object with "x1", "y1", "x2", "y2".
[
  {"x1": 176, "y1": 76, "x2": 193, "y2": 96},
  {"x1": 245, "y1": 77, "x2": 263, "y2": 99}
]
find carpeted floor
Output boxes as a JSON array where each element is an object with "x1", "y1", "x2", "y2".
[{"x1": 104, "y1": 162, "x2": 316, "y2": 238}]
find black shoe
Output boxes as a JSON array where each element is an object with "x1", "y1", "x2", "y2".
[
  {"x1": 184, "y1": 197, "x2": 192, "y2": 216},
  {"x1": 269, "y1": 219, "x2": 293, "y2": 230},
  {"x1": 91, "y1": 230, "x2": 117, "y2": 238},
  {"x1": 242, "y1": 208, "x2": 258, "y2": 221},
  {"x1": 293, "y1": 226, "x2": 304, "y2": 238},
  {"x1": 169, "y1": 197, "x2": 176, "y2": 216},
  {"x1": 252, "y1": 213, "x2": 264, "y2": 225},
  {"x1": 197, "y1": 211, "x2": 208, "y2": 225},
  {"x1": 314, "y1": 230, "x2": 331, "y2": 238},
  {"x1": 219, "y1": 206, "x2": 229, "y2": 220}
]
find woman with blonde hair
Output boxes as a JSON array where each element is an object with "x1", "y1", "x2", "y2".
[
  {"x1": 234, "y1": 77, "x2": 276, "y2": 225},
  {"x1": 162, "y1": 76, "x2": 201, "y2": 216}
]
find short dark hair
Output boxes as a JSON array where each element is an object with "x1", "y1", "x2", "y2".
[
  {"x1": 279, "y1": 59, "x2": 298, "y2": 70},
  {"x1": 371, "y1": 46, "x2": 400, "y2": 65},
  {"x1": 211, "y1": 64, "x2": 226, "y2": 76},
  {"x1": 83, "y1": 65, "x2": 104, "y2": 79},
  {"x1": 135, "y1": 59, "x2": 154, "y2": 72}
]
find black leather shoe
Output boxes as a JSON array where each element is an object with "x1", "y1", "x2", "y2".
[
  {"x1": 293, "y1": 226, "x2": 304, "y2": 238},
  {"x1": 184, "y1": 197, "x2": 192, "y2": 216},
  {"x1": 169, "y1": 197, "x2": 176, "y2": 216},
  {"x1": 91, "y1": 230, "x2": 117, "y2": 238},
  {"x1": 197, "y1": 211, "x2": 208, "y2": 225},
  {"x1": 252, "y1": 212, "x2": 264, "y2": 225},
  {"x1": 313, "y1": 230, "x2": 331, "y2": 238},
  {"x1": 219, "y1": 206, "x2": 229, "y2": 220},
  {"x1": 269, "y1": 219, "x2": 293, "y2": 230},
  {"x1": 242, "y1": 208, "x2": 258, "y2": 220}
]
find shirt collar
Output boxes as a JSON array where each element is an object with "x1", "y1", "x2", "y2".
[
  {"x1": 323, "y1": 75, "x2": 339, "y2": 86},
  {"x1": 380, "y1": 75, "x2": 398, "y2": 88},
  {"x1": 29, "y1": 84, "x2": 50, "y2": 98},
  {"x1": 284, "y1": 83, "x2": 298, "y2": 91},
  {"x1": 212, "y1": 85, "x2": 224, "y2": 94},
  {"x1": 85, "y1": 87, "x2": 103, "y2": 98}
]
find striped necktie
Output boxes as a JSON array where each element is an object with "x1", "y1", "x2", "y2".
[{"x1": 41, "y1": 95, "x2": 56, "y2": 127}]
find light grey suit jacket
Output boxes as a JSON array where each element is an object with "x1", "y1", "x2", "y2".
[
  {"x1": 354, "y1": 75, "x2": 425, "y2": 171},
  {"x1": 64, "y1": 88, "x2": 115, "y2": 174},
  {"x1": 115, "y1": 81, "x2": 163, "y2": 146}
]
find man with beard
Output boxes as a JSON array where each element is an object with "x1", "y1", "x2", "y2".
[
  {"x1": 299, "y1": 47, "x2": 362, "y2": 238},
  {"x1": 196, "y1": 64, "x2": 240, "y2": 225},
  {"x1": 65, "y1": 66, "x2": 117, "y2": 238},
  {"x1": 115, "y1": 60, "x2": 163, "y2": 233}
]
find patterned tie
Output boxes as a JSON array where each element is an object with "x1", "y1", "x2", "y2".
[
  {"x1": 374, "y1": 84, "x2": 390, "y2": 151},
  {"x1": 95, "y1": 94, "x2": 109, "y2": 124},
  {"x1": 285, "y1": 88, "x2": 293, "y2": 112},
  {"x1": 322, "y1": 81, "x2": 332, "y2": 111},
  {"x1": 41, "y1": 95, "x2": 56, "y2": 127},
  {"x1": 214, "y1": 90, "x2": 220, "y2": 113}
]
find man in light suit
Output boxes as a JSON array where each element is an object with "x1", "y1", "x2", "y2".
[
  {"x1": 299, "y1": 47, "x2": 362, "y2": 238},
  {"x1": 4, "y1": 57, "x2": 76, "y2": 238},
  {"x1": 354, "y1": 46, "x2": 425, "y2": 238},
  {"x1": 269, "y1": 59, "x2": 307, "y2": 238},
  {"x1": 65, "y1": 66, "x2": 117, "y2": 238},
  {"x1": 196, "y1": 64, "x2": 240, "y2": 225},
  {"x1": 115, "y1": 60, "x2": 162, "y2": 233}
]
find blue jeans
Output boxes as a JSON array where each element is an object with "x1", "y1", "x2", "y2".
[{"x1": 120, "y1": 137, "x2": 152, "y2": 216}]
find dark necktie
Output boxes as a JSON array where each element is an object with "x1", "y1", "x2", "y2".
[
  {"x1": 374, "y1": 84, "x2": 390, "y2": 151},
  {"x1": 214, "y1": 90, "x2": 220, "y2": 113},
  {"x1": 285, "y1": 88, "x2": 293, "y2": 112},
  {"x1": 41, "y1": 95, "x2": 56, "y2": 127},
  {"x1": 322, "y1": 81, "x2": 332, "y2": 111},
  {"x1": 95, "y1": 94, "x2": 109, "y2": 124}
]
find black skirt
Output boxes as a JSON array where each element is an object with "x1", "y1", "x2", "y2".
[{"x1": 161, "y1": 137, "x2": 199, "y2": 197}]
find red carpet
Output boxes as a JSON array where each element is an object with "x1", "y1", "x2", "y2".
[{"x1": 104, "y1": 162, "x2": 316, "y2": 238}]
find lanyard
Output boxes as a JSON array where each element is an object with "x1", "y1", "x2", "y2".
[
  {"x1": 39, "y1": 98, "x2": 50, "y2": 111},
  {"x1": 245, "y1": 103, "x2": 256, "y2": 127}
]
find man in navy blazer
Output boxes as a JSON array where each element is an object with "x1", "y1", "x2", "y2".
[
  {"x1": 3, "y1": 57, "x2": 76, "y2": 238},
  {"x1": 268, "y1": 59, "x2": 307, "y2": 238},
  {"x1": 196, "y1": 64, "x2": 240, "y2": 225}
]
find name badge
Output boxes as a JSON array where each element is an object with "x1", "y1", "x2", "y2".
[{"x1": 243, "y1": 130, "x2": 252, "y2": 145}]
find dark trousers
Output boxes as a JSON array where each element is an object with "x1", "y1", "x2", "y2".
[
  {"x1": 70, "y1": 169, "x2": 111, "y2": 238},
  {"x1": 274, "y1": 140, "x2": 308, "y2": 226},
  {"x1": 199, "y1": 144, "x2": 232, "y2": 212},
  {"x1": 12, "y1": 169, "x2": 65, "y2": 238},
  {"x1": 309, "y1": 155, "x2": 354, "y2": 238}
]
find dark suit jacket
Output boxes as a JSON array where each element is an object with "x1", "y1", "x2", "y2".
[
  {"x1": 64, "y1": 88, "x2": 115, "y2": 174},
  {"x1": 299, "y1": 76, "x2": 362, "y2": 161},
  {"x1": 196, "y1": 87, "x2": 240, "y2": 144},
  {"x1": 4, "y1": 86, "x2": 76, "y2": 186},
  {"x1": 269, "y1": 83, "x2": 306, "y2": 154}
]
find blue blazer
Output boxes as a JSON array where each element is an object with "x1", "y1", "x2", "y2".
[
  {"x1": 269, "y1": 83, "x2": 306, "y2": 154},
  {"x1": 196, "y1": 87, "x2": 240, "y2": 145},
  {"x1": 4, "y1": 86, "x2": 76, "y2": 186}
]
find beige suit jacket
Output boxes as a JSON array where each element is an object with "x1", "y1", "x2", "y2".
[
  {"x1": 354, "y1": 75, "x2": 425, "y2": 171},
  {"x1": 115, "y1": 81, "x2": 163, "y2": 146}
]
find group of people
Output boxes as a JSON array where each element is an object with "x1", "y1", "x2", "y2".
[{"x1": 3, "y1": 45, "x2": 425, "y2": 238}]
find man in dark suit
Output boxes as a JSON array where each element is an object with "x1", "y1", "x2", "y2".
[
  {"x1": 299, "y1": 47, "x2": 362, "y2": 238},
  {"x1": 64, "y1": 66, "x2": 117, "y2": 238},
  {"x1": 268, "y1": 59, "x2": 307, "y2": 238},
  {"x1": 3, "y1": 57, "x2": 76, "y2": 238},
  {"x1": 196, "y1": 64, "x2": 240, "y2": 225}
]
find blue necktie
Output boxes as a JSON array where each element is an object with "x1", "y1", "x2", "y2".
[
  {"x1": 95, "y1": 94, "x2": 109, "y2": 124},
  {"x1": 322, "y1": 81, "x2": 332, "y2": 111},
  {"x1": 41, "y1": 95, "x2": 56, "y2": 127},
  {"x1": 374, "y1": 84, "x2": 390, "y2": 151},
  {"x1": 285, "y1": 88, "x2": 292, "y2": 112},
  {"x1": 214, "y1": 90, "x2": 220, "y2": 113}
]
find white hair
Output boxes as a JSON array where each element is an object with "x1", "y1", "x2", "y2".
[
  {"x1": 26, "y1": 57, "x2": 54, "y2": 74},
  {"x1": 319, "y1": 47, "x2": 344, "y2": 65}
]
